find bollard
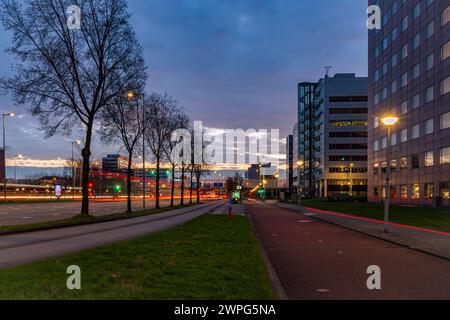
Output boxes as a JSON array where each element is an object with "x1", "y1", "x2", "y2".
[{"x1": 228, "y1": 206, "x2": 233, "y2": 222}]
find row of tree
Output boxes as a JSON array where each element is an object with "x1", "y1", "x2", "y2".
[{"x1": 0, "y1": 0, "x2": 207, "y2": 215}]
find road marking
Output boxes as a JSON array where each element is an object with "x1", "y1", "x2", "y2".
[
  {"x1": 298, "y1": 220, "x2": 312, "y2": 223},
  {"x1": 318, "y1": 240, "x2": 323, "y2": 243},
  {"x1": 338, "y1": 251, "x2": 344, "y2": 255},
  {"x1": 272, "y1": 234, "x2": 279, "y2": 237},
  {"x1": 317, "y1": 289, "x2": 331, "y2": 293}
]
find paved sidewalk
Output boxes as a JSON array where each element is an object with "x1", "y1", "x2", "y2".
[
  {"x1": 210, "y1": 203, "x2": 246, "y2": 216},
  {"x1": 277, "y1": 202, "x2": 450, "y2": 260}
]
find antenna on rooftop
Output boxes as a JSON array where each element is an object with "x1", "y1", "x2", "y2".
[{"x1": 324, "y1": 66, "x2": 332, "y2": 78}]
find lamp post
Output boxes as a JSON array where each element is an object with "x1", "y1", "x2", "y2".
[
  {"x1": 381, "y1": 115, "x2": 399, "y2": 233},
  {"x1": 127, "y1": 91, "x2": 146, "y2": 211},
  {"x1": 274, "y1": 173, "x2": 280, "y2": 202},
  {"x1": 349, "y1": 163, "x2": 354, "y2": 197},
  {"x1": 2, "y1": 113, "x2": 14, "y2": 200},
  {"x1": 296, "y1": 160, "x2": 304, "y2": 208},
  {"x1": 72, "y1": 140, "x2": 81, "y2": 200}
]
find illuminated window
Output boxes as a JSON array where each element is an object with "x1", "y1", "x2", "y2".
[
  {"x1": 442, "y1": 76, "x2": 450, "y2": 95},
  {"x1": 442, "y1": 41, "x2": 450, "y2": 61},
  {"x1": 400, "y1": 157, "x2": 408, "y2": 171},
  {"x1": 441, "y1": 112, "x2": 450, "y2": 130},
  {"x1": 424, "y1": 184, "x2": 434, "y2": 200},
  {"x1": 441, "y1": 182, "x2": 450, "y2": 200},
  {"x1": 441, "y1": 147, "x2": 450, "y2": 164},
  {"x1": 412, "y1": 184, "x2": 420, "y2": 200},
  {"x1": 401, "y1": 185, "x2": 408, "y2": 199},
  {"x1": 442, "y1": 6, "x2": 450, "y2": 26},
  {"x1": 425, "y1": 151, "x2": 434, "y2": 167}
]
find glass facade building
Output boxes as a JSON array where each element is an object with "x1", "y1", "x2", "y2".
[{"x1": 368, "y1": 0, "x2": 450, "y2": 206}]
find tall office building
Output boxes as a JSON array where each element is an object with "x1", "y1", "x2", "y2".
[
  {"x1": 314, "y1": 74, "x2": 369, "y2": 198},
  {"x1": 297, "y1": 82, "x2": 317, "y2": 198},
  {"x1": 368, "y1": 1, "x2": 450, "y2": 206},
  {"x1": 102, "y1": 154, "x2": 129, "y2": 174},
  {"x1": 285, "y1": 135, "x2": 294, "y2": 193}
]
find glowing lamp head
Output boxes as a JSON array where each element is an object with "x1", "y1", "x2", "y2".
[
  {"x1": 9, "y1": 113, "x2": 15, "y2": 117},
  {"x1": 381, "y1": 116, "x2": 399, "y2": 127},
  {"x1": 296, "y1": 160, "x2": 304, "y2": 166},
  {"x1": 127, "y1": 91, "x2": 135, "y2": 99}
]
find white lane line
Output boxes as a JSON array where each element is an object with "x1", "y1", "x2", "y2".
[{"x1": 317, "y1": 289, "x2": 331, "y2": 293}]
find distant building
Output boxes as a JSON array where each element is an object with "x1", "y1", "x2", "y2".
[
  {"x1": 102, "y1": 154, "x2": 129, "y2": 174},
  {"x1": 285, "y1": 135, "x2": 293, "y2": 193},
  {"x1": 297, "y1": 82, "x2": 318, "y2": 198},
  {"x1": 293, "y1": 74, "x2": 369, "y2": 198},
  {"x1": 0, "y1": 149, "x2": 5, "y2": 181},
  {"x1": 247, "y1": 164, "x2": 261, "y2": 181},
  {"x1": 368, "y1": 1, "x2": 450, "y2": 206}
]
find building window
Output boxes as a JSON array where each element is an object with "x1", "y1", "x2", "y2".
[
  {"x1": 412, "y1": 124, "x2": 420, "y2": 139},
  {"x1": 381, "y1": 162, "x2": 387, "y2": 174},
  {"x1": 374, "y1": 117, "x2": 379, "y2": 128},
  {"x1": 401, "y1": 185, "x2": 408, "y2": 199},
  {"x1": 441, "y1": 112, "x2": 450, "y2": 130},
  {"x1": 425, "y1": 53, "x2": 434, "y2": 71},
  {"x1": 413, "y1": 3, "x2": 421, "y2": 20},
  {"x1": 401, "y1": 44, "x2": 408, "y2": 60},
  {"x1": 411, "y1": 184, "x2": 420, "y2": 200},
  {"x1": 441, "y1": 147, "x2": 450, "y2": 164},
  {"x1": 425, "y1": 0, "x2": 434, "y2": 8},
  {"x1": 442, "y1": 41, "x2": 450, "y2": 61},
  {"x1": 401, "y1": 129, "x2": 408, "y2": 143},
  {"x1": 374, "y1": 140, "x2": 379, "y2": 152},
  {"x1": 441, "y1": 182, "x2": 450, "y2": 200},
  {"x1": 425, "y1": 21, "x2": 434, "y2": 39},
  {"x1": 412, "y1": 64, "x2": 420, "y2": 80},
  {"x1": 402, "y1": 16, "x2": 408, "y2": 31},
  {"x1": 381, "y1": 137, "x2": 387, "y2": 149},
  {"x1": 412, "y1": 33, "x2": 420, "y2": 50},
  {"x1": 413, "y1": 94, "x2": 420, "y2": 109},
  {"x1": 391, "y1": 160, "x2": 397, "y2": 173},
  {"x1": 426, "y1": 118, "x2": 434, "y2": 135},
  {"x1": 400, "y1": 157, "x2": 408, "y2": 171},
  {"x1": 425, "y1": 86, "x2": 434, "y2": 103},
  {"x1": 401, "y1": 72, "x2": 408, "y2": 87},
  {"x1": 391, "y1": 80, "x2": 398, "y2": 93},
  {"x1": 392, "y1": 54, "x2": 398, "y2": 67},
  {"x1": 373, "y1": 163, "x2": 379, "y2": 175},
  {"x1": 442, "y1": 6, "x2": 450, "y2": 27},
  {"x1": 391, "y1": 132, "x2": 397, "y2": 146},
  {"x1": 373, "y1": 187, "x2": 379, "y2": 197},
  {"x1": 425, "y1": 151, "x2": 434, "y2": 167},
  {"x1": 442, "y1": 76, "x2": 450, "y2": 95},
  {"x1": 401, "y1": 100, "x2": 408, "y2": 115},
  {"x1": 412, "y1": 154, "x2": 420, "y2": 169},
  {"x1": 424, "y1": 184, "x2": 434, "y2": 200}
]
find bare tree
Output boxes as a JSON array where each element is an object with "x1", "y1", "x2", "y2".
[
  {"x1": 145, "y1": 93, "x2": 180, "y2": 209},
  {"x1": 100, "y1": 94, "x2": 145, "y2": 213},
  {"x1": 0, "y1": 0, "x2": 147, "y2": 215},
  {"x1": 194, "y1": 163, "x2": 210, "y2": 203},
  {"x1": 163, "y1": 112, "x2": 190, "y2": 207}
]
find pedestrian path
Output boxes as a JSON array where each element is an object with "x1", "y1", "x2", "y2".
[
  {"x1": 247, "y1": 203, "x2": 450, "y2": 299},
  {"x1": 277, "y1": 202, "x2": 450, "y2": 261},
  {"x1": 210, "y1": 203, "x2": 246, "y2": 216}
]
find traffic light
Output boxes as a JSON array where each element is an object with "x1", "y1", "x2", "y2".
[{"x1": 115, "y1": 185, "x2": 122, "y2": 192}]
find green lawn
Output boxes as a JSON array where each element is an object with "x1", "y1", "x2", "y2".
[
  {"x1": 0, "y1": 203, "x2": 199, "y2": 235},
  {"x1": 0, "y1": 215, "x2": 275, "y2": 300},
  {"x1": 302, "y1": 200, "x2": 450, "y2": 232}
]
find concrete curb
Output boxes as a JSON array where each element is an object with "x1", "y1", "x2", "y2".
[{"x1": 245, "y1": 204, "x2": 289, "y2": 301}]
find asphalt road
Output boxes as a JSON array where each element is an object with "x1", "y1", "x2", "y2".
[
  {"x1": 0, "y1": 201, "x2": 224, "y2": 268},
  {"x1": 0, "y1": 199, "x2": 178, "y2": 226},
  {"x1": 247, "y1": 204, "x2": 450, "y2": 300}
]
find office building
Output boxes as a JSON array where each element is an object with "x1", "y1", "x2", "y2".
[
  {"x1": 102, "y1": 154, "x2": 129, "y2": 174},
  {"x1": 314, "y1": 74, "x2": 369, "y2": 198},
  {"x1": 368, "y1": 0, "x2": 450, "y2": 206},
  {"x1": 297, "y1": 82, "x2": 318, "y2": 198},
  {"x1": 285, "y1": 135, "x2": 294, "y2": 193}
]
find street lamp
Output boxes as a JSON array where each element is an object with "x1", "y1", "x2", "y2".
[
  {"x1": 2, "y1": 113, "x2": 14, "y2": 200},
  {"x1": 381, "y1": 115, "x2": 399, "y2": 233},
  {"x1": 349, "y1": 163, "x2": 354, "y2": 197},
  {"x1": 72, "y1": 140, "x2": 81, "y2": 200},
  {"x1": 296, "y1": 160, "x2": 304, "y2": 208},
  {"x1": 127, "y1": 91, "x2": 146, "y2": 211},
  {"x1": 274, "y1": 173, "x2": 280, "y2": 202}
]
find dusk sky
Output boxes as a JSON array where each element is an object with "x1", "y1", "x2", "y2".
[{"x1": 0, "y1": 0, "x2": 368, "y2": 170}]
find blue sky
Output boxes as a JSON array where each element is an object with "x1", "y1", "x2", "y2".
[{"x1": 0, "y1": 0, "x2": 368, "y2": 168}]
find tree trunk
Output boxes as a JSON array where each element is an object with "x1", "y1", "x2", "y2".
[
  {"x1": 155, "y1": 158, "x2": 160, "y2": 209},
  {"x1": 180, "y1": 166, "x2": 185, "y2": 206},
  {"x1": 189, "y1": 169, "x2": 193, "y2": 204},
  {"x1": 170, "y1": 164, "x2": 175, "y2": 207},
  {"x1": 80, "y1": 121, "x2": 94, "y2": 216},
  {"x1": 126, "y1": 153, "x2": 133, "y2": 213},
  {"x1": 196, "y1": 174, "x2": 200, "y2": 203}
]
